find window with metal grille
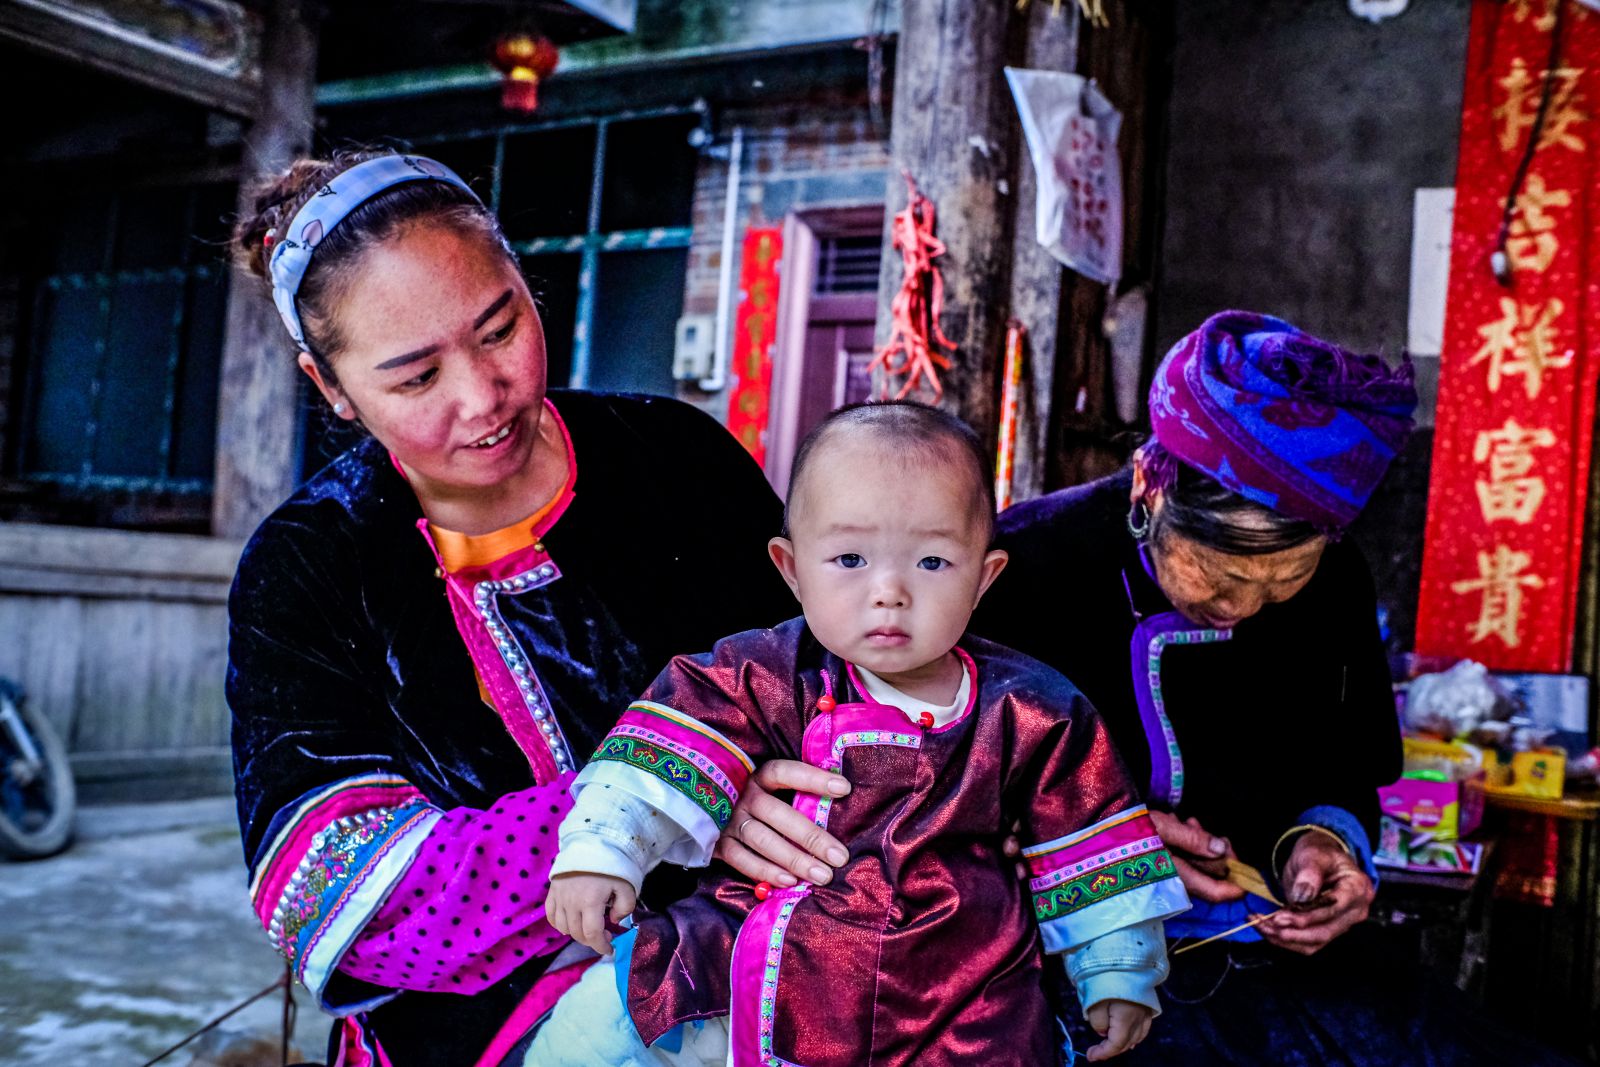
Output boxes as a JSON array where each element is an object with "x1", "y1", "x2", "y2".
[
  {"x1": 15, "y1": 183, "x2": 234, "y2": 497},
  {"x1": 300, "y1": 109, "x2": 700, "y2": 477},
  {"x1": 813, "y1": 233, "x2": 882, "y2": 295}
]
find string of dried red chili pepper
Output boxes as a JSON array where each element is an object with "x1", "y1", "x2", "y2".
[{"x1": 870, "y1": 172, "x2": 957, "y2": 400}]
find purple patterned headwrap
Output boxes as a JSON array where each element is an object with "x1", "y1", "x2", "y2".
[{"x1": 1146, "y1": 310, "x2": 1417, "y2": 530}]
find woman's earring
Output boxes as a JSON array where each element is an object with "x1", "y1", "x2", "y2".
[
  {"x1": 1127, "y1": 501, "x2": 1152, "y2": 542},
  {"x1": 333, "y1": 402, "x2": 346, "y2": 415}
]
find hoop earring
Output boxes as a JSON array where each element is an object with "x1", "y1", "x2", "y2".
[
  {"x1": 1127, "y1": 501, "x2": 1151, "y2": 542},
  {"x1": 332, "y1": 402, "x2": 346, "y2": 415}
]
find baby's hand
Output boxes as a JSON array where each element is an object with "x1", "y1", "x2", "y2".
[
  {"x1": 1083, "y1": 999, "x2": 1154, "y2": 1061},
  {"x1": 546, "y1": 873, "x2": 637, "y2": 955}
]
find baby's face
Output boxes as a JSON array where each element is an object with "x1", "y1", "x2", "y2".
[{"x1": 771, "y1": 434, "x2": 1006, "y2": 688}]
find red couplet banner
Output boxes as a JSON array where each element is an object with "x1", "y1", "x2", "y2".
[
  {"x1": 1416, "y1": 0, "x2": 1600, "y2": 671},
  {"x1": 724, "y1": 227, "x2": 784, "y2": 466}
]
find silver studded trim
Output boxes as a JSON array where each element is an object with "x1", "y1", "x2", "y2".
[{"x1": 472, "y1": 561, "x2": 574, "y2": 774}]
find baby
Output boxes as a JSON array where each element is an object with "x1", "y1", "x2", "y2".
[{"x1": 535, "y1": 401, "x2": 1189, "y2": 1066}]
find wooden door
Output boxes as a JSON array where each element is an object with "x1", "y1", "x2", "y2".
[{"x1": 767, "y1": 216, "x2": 883, "y2": 493}]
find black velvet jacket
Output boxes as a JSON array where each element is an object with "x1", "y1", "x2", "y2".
[
  {"x1": 974, "y1": 471, "x2": 1402, "y2": 877},
  {"x1": 228, "y1": 391, "x2": 793, "y2": 1063}
]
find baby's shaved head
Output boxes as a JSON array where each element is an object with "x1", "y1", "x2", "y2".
[{"x1": 783, "y1": 401, "x2": 996, "y2": 542}]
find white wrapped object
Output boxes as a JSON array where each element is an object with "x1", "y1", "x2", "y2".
[
  {"x1": 1405, "y1": 660, "x2": 1506, "y2": 738},
  {"x1": 1005, "y1": 67, "x2": 1124, "y2": 285},
  {"x1": 1348, "y1": 0, "x2": 1408, "y2": 23}
]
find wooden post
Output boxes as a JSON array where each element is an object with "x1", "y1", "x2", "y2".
[
  {"x1": 211, "y1": 0, "x2": 318, "y2": 540},
  {"x1": 1049, "y1": 1, "x2": 1173, "y2": 489},
  {"x1": 1006, "y1": 4, "x2": 1079, "y2": 503},
  {"x1": 874, "y1": 0, "x2": 1019, "y2": 454}
]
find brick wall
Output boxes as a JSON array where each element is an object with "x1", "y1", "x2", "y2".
[{"x1": 676, "y1": 102, "x2": 891, "y2": 421}]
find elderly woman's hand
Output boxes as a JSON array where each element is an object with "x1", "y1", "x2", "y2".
[
  {"x1": 1149, "y1": 810, "x2": 1247, "y2": 903},
  {"x1": 1259, "y1": 830, "x2": 1374, "y2": 955},
  {"x1": 713, "y1": 758, "x2": 851, "y2": 887}
]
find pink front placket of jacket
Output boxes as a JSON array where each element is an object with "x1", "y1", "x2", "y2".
[{"x1": 407, "y1": 399, "x2": 582, "y2": 786}]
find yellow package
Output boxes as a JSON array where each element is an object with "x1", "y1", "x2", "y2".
[
  {"x1": 1483, "y1": 748, "x2": 1565, "y2": 799},
  {"x1": 1401, "y1": 737, "x2": 1484, "y2": 780}
]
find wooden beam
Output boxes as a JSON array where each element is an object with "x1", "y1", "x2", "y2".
[
  {"x1": 1006, "y1": 4, "x2": 1079, "y2": 504},
  {"x1": 211, "y1": 0, "x2": 318, "y2": 540},
  {"x1": 874, "y1": 0, "x2": 1020, "y2": 454},
  {"x1": 70, "y1": 748, "x2": 235, "y2": 804},
  {"x1": 0, "y1": 0, "x2": 260, "y2": 117},
  {"x1": 1048, "y1": 0, "x2": 1174, "y2": 490},
  {"x1": 0, "y1": 522, "x2": 240, "y2": 602}
]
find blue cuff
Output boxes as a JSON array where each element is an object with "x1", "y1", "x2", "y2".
[
  {"x1": 1291, "y1": 805, "x2": 1378, "y2": 885},
  {"x1": 1164, "y1": 894, "x2": 1274, "y2": 943}
]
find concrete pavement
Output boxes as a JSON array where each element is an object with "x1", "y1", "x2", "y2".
[{"x1": 0, "y1": 797, "x2": 330, "y2": 1066}]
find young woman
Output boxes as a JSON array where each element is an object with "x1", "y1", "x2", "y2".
[{"x1": 226, "y1": 151, "x2": 847, "y2": 1065}]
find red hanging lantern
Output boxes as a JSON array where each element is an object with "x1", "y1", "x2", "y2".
[{"x1": 491, "y1": 32, "x2": 559, "y2": 114}]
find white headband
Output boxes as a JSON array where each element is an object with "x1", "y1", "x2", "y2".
[{"x1": 267, "y1": 155, "x2": 479, "y2": 351}]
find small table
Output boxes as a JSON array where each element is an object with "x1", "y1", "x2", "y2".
[
  {"x1": 1471, "y1": 785, "x2": 1600, "y2": 822},
  {"x1": 1373, "y1": 843, "x2": 1495, "y2": 995},
  {"x1": 1469, "y1": 785, "x2": 1600, "y2": 1059}
]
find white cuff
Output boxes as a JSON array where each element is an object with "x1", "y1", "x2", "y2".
[
  {"x1": 572, "y1": 759, "x2": 722, "y2": 867},
  {"x1": 1076, "y1": 969, "x2": 1164, "y2": 1017},
  {"x1": 550, "y1": 834, "x2": 647, "y2": 892},
  {"x1": 551, "y1": 785, "x2": 681, "y2": 891},
  {"x1": 1065, "y1": 918, "x2": 1169, "y2": 1016}
]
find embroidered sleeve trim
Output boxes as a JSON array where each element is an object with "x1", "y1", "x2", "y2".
[
  {"x1": 619, "y1": 701, "x2": 755, "y2": 774},
  {"x1": 1022, "y1": 806, "x2": 1192, "y2": 942},
  {"x1": 298, "y1": 803, "x2": 441, "y2": 1010},
  {"x1": 1031, "y1": 847, "x2": 1180, "y2": 923},
  {"x1": 584, "y1": 702, "x2": 755, "y2": 832},
  {"x1": 260, "y1": 796, "x2": 441, "y2": 1005},
  {"x1": 1037, "y1": 875, "x2": 1192, "y2": 954},
  {"x1": 1022, "y1": 805, "x2": 1161, "y2": 879},
  {"x1": 249, "y1": 774, "x2": 423, "y2": 916}
]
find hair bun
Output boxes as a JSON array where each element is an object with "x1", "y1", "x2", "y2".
[{"x1": 232, "y1": 155, "x2": 376, "y2": 283}]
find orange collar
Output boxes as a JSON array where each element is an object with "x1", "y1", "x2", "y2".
[{"x1": 424, "y1": 399, "x2": 577, "y2": 572}]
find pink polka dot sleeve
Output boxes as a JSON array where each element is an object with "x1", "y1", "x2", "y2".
[{"x1": 337, "y1": 776, "x2": 575, "y2": 994}]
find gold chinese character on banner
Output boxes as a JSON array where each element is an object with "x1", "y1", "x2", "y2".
[
  {"x1": 1473, "y1": 418, "x2": 1557, "y2": 524},
  {"x1": 1496, "y1": 58, "x2": 1588, "y2": 153},
  {"x1": 750, "y1": 234, "x2": 779, "y2": 270},
  {"x1": 1511, "y1": 0, "x2": 1559, "y2": 32},
  {"x1": 1451, "y1": 545, "x2": 1546, "y2": 648},
  {"x1": 1471, "y1": 297, "x2": 1571, "y2": 398},
  {"x1": 1512, "y1": 0, "x2": 1595, "y2": 28},
  {"x1": 1507, "y1": 174, "x2": 1572, "y2": 274}
]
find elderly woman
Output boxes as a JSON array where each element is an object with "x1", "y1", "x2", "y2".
[
  {"x1": 225, "y1": 151, "x2": 851, "y2": 1065},
  {"x1": 978, "y1": 311, "x2": 1570, "y2": 1064}
]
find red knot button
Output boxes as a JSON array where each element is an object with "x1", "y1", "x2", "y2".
[
  {"x1": 918, "y1": 711, "x2": 935, "y2": 728},
  {"x1": 817, "y1": 695, "x2": 837, "y2": 713},
  {"x1": 754, "y1": 881, "x2": 772, "y2": 901}
]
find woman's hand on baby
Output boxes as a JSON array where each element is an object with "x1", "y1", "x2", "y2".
[
  {"x1": 1148, "y1": 810, "x2": 1246, "y2": 903},
  {"x1": 1258, "y1": 831, "x2": 1373, "y2": 955},
  {"x1": 547, "y1": 872, "x2": 636, "y2": 956},
  {"x1": 1083, "y1": 999, "x2": 1154, "y2": 1061},
  {"x1": 715, "y1": 759, "x2": 851, "y2": 887}
]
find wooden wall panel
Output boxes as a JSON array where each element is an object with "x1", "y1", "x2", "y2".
[
  {"x1": 0, "y1": 595, "x2": 86, "y2": 738},
  {"x1": 0, "y1": 523, "x2": 241, "y2": 799}
]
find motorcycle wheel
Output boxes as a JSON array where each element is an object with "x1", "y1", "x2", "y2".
[{"x1": 0, "y1": 686, "x2": 76, "y2": 860}]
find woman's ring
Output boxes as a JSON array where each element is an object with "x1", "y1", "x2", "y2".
[{"x1": 738, "y1": 817, "x2": 757, "y2": 842}]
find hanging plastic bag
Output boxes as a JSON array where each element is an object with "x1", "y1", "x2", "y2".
[{"x1": 1005, "y1": 67, "x2": 1124, "y2": 286}]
